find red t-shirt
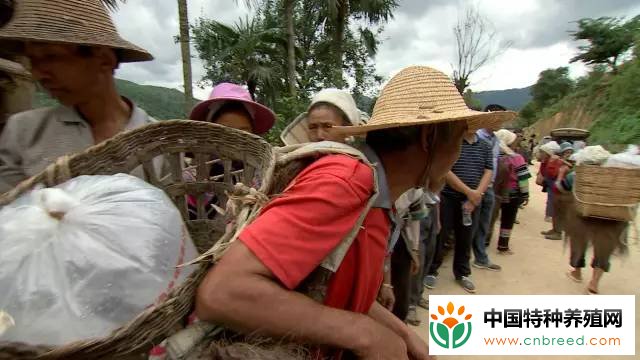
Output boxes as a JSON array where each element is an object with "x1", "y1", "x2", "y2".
[{"x1": 239, "y1": 154, "x2": 390, "y2": 314}]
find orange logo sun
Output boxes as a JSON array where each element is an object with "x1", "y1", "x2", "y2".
[{"x1": 431, "y1": 302, "x2": 472, "y2": 328}]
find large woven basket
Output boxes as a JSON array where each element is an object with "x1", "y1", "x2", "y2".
[
  {"x1": 573, "y1": 165, "x2": 640, "y2": 221},
  {"x1": 0, "y1": 120, "x2": 276, "y2": 359}
]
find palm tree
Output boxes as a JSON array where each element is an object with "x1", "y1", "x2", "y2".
[
  {"x1": 236, "y1": 0, "x2": 296, "y2": 97},
  {"x1": 192, "y1": 16, "x2": 285, "y2": 101},
  {"x1": 324, "y1": 0, "x2": 397, "y2": 84}
]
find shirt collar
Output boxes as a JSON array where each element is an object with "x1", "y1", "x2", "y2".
[
  {"x1": 56, "y1": 97, "x2": 147, "y2": 129},
  {"x1": 359, "y1": 144, "x2": 392, "y2": 210}
]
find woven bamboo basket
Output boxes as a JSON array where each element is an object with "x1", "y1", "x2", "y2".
[
  {"x1": 573, "y1": 165, "x2": 640, "y2": 221},
  {"x1": 0, "y1": 120, "x2": 277, "y2": 359}
]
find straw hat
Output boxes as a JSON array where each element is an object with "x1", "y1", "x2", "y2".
[
  {"x1": 334, "y1": 66, "x2": 516, "y2": 135},
  {"x1": 495, "y1": 129, "x2": 517, "y2": 155},
  {"x1": 280, "y1": 89, "x2": 363, "y2": 145},
  {"x1": 0, "y1": 57, "x2": 29, "y2": 78},
  {"x1": 0, "y1": 0, "x2": 152, "y2": 63}
]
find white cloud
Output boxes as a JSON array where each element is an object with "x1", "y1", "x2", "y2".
[{"x1": 105, "y1": 0, "x2": 640, "y2": 100}]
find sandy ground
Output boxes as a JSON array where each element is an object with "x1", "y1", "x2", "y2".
[{"x1": 410, "y1": 173, "x2": 640, "y2": 359}]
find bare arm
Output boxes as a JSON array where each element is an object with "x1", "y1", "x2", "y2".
[
  {"x1": 445, "y1": 171, "x2": 472, "y2": 197},
  {"x1": 476, "y1": 169, "x2": 493, "y2": 194},
  {"x1": 196, "y1": 241, "x2": 403, "y2": 356}
]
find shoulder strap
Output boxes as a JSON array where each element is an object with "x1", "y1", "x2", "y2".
[{"x1": 276, "y1": 141, "x2": 380, "y2": 273}]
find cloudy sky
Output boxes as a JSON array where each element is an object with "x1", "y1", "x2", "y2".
[{"x1": 111, "y1": 0, "x2": 640, "y2": 100}]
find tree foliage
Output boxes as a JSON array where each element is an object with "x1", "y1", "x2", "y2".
[
  {"x1": 192, "y1": 0, "x2": 383, "y2": 110},
  {"x1": 570, "y1": 15, "x2": 640, "y2": 72},
  {"x1": 530, "y1": 67, "x2": 574, "y2": 109}
]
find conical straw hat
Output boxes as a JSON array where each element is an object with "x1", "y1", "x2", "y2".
[
  {"x1": 334, "y1": 66, "x2": 516, "y2": 135},
  {"x1": 0, "y1": 0, "x2": 152, "y2": 63}
]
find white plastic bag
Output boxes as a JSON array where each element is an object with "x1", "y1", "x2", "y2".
[
  {"x1": 0, "y1": 174, "x2": 197, "y2": 346},
  {"x1": 570, "y1": 145, "x2": 611, "y2": 165},
  {"x1": 604, "y1": 145, "x2": 640, "y2": 168}
]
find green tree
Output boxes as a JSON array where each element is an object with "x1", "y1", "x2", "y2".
[
  {"x1": 570, "y1": 15, "x2": 640, "y2": 73},
  {"x1": 322, "y1": 0, "x2": 397, "y2": 87},
  {"x1": 530, "y1": 67, "x2": 574, "y2": 109},
  {"x1": 463, "y1": 89, "x2": 482, "y2": 111},
  {"x1": 191, "y1": 16, "x2": 286, "y2": 102}
]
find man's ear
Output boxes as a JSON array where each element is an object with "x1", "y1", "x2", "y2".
[{"x1": 94, "y1": 47, "x2": 119, "y2": 74}]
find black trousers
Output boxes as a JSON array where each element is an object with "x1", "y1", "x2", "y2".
[
  {"x1": 497, "y1": 196, "x2": 522, "y2": 251},
  {"x1": 391, "y1": 237, "x2": 412, "y2": 320},
  {"x1": 428, "y1": 195, "x2": 480, "y2": 280}
]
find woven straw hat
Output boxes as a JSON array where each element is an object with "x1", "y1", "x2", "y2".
[
  {"x1": 0, "y1": 0, "x2": 153, "y2": 63},
  {"x1": 0, "y1": 57, "x2": 29, "y2": 77},
  {"x1": 334, "y1": 66, "x2": 516, "y2": 135}
]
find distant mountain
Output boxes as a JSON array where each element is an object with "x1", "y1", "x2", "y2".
[
  {"x1": 34, "y1": 79, "x2": 198, "y2": 120},
  {"x1": 474, "y1": 86, "x2": 532, "y2": 111}
]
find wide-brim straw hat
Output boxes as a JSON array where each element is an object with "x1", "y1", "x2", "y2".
[
  {"x1": 334, "y1": 66, "x2": 516, "y2": 136},
  {"x1": 0, "y1": 0, "x2": 153, "y2": 63},
  {"x1": 0, "y1": 57, "x2": 29, "y2": 78}
]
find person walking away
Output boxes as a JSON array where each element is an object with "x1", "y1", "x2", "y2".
[
  {"x1": 558, "y1": 170, "x2": 628, "y2": 294},
  {"x1": 195, "y1": 66, "x2": 515, "y2": 359},
  {"x1": 494, "y1": 129, "x2": 531, "y2": 254},
  {"x1": 0, "y1": 0, "x2": 155, "y2": 193},
  {"x1": 473, "y1": 104, "x2": 506, "y2": 265},
  {"x1": 425, "y1": 127, "x2": 495, "y2": 293}
]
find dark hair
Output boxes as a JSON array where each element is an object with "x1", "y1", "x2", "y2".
[
  {"x1": 210, "y1": 101, "x2": 253, "y2": 124},
  {"x1": 366, "y1": 122, "x2": 460, "y2": 155},
  {"x1": 308, "y1": 102, "x2": 350, "y2": 126},
  {"x1": 484, "y1": 104, "x2": 507, "y2": 112}
]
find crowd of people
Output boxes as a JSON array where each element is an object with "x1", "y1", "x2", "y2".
[{"x1": 0, "y1": 1, "x2": 633, "y2": 359}]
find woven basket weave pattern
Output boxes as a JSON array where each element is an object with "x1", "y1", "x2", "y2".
[
  {"x1": 0, "y1": 120, "x2": 276, "y2": 359},
  {"x1": 574, "y1": 165, "x2": 640, "y2": 221}
]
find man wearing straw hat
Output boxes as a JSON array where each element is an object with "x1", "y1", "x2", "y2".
[
  {"x1": 0, "y1": 0, "x2": 155, "y2": 193},
  {"x1": 196, "y1": 66, "x2": 514, "y2": 359}
]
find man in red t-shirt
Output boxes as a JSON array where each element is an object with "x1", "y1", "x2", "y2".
[{"x1": 195, "y1": 66, "x2": 515, "y2": 359}]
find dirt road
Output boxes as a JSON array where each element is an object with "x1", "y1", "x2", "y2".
[{"x1": 411, "y1": 175, "x2": 640, "y2": 359}]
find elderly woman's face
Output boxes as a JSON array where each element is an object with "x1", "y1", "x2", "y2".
[{"x1": 307, "y1": 105, "x2": 347, "y2": 143}]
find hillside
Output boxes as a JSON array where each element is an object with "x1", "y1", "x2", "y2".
[
  {"x1": 527, "y1": 59, "x2": 640, "y2": 146},
  {"x1": 34, "y1": 79, "x2": 198, "y2": 120},
  {"x1": 475, "y1": 86, "x2": 532, "y2": 111}
]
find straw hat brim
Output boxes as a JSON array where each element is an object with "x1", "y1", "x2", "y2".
[
  {"x1": 0, "y1": 58, "x2": 30, "y2": 77},
  {"x1": 333, "y1": 109, "x2": 516, "y2": 136},
  {"x1": 0, "y1": 35, "x2": 153, "y2": 63},
  {"x1": 190, "y1": 97, "x2": 277, "y2": 135}
]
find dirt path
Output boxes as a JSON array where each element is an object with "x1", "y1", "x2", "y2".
[{"x1": 411, "y1": 172, "x2": 640, "y2": 359}]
